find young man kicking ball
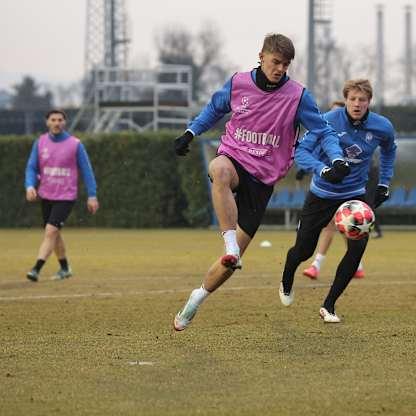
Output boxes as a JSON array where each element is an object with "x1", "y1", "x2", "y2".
[{"x1": 172, "y1": 33, "x2": 348, "y2": 331}]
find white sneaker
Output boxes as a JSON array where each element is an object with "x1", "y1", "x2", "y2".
[
  {"x1": 319, "y1": 307, "x2": 341, "y2": 323},
  {"x1": 220, "y1": 254, "x2": 242, "y2": 270},
  {"x1": 173, "y1": 290, "x2": 200, "y2": 331},
  {"x1": 279, "y1": 282, "x2": 294, "y2": 306}
]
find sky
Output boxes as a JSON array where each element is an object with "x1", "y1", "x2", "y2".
[{"x1": 0, "y1": 0, "x2": 415, "y2": 92}]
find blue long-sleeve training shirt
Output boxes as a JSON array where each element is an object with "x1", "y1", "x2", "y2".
[
  {"x1": 295, "y1": 107, "x2": 397, "y2": 199},
  {"x1": 25, "y1": 131, "x2": 97, "y2": 197},
  {"x1": 187, "y1": 69, "x2": 344, "y2": 164}
]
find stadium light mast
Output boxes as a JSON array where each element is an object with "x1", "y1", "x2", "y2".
[
  {"x1": 307, "y1": 0, "x2": 334, "y2": 108},
  {"x1": 72, "y1": 0, "x2": 192, "y2": 133},
  {"x1": 375, "y1": 4, "x2": 385, "y2": 109},
  {"x1": 71, "y1": 0, "x2": 130, "y2": 131},
  {"x1": 404, "y1": 5, "x2": 413, "y2": 103},
  {"x1": 307, "y1": 0, "x2": 316, "y2": 96},
  {"x1": 85, "y1": 0, "x2": 129, "y2": 73}
]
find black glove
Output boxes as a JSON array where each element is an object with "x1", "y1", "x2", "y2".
[
  {"x1": 374, "y1": 185, "x2": 389, "y2": 208},
  {"x1": 321, "y1": 160, "x2": 350, "y2": 184},
  {"x1": 174, "y1": 131, "x2": 194, "y2": 156},
  {"x1": 295, "y1": 169, "x2": 307, "y2": 181}
]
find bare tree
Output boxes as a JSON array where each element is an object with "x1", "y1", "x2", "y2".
[
  {"x1": 11, "y1": 76, "x2": 53, "y2": 134},
  {"x1": 310, "y1": 44, "x2": 379, "y2": 109},
  {"x1": 155, "y1": 21, "x2": 233, "y2": 103},
  {"x1": 50, "y1": 81, "x2": 84, "y2": 108}
]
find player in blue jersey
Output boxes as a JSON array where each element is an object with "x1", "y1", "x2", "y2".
[
  {"x1": 279, "y1": 79, "x2": 396, "y2": 323},
  {"x1": 301, "y1": 100, "x2": 365, "y2": 280}
]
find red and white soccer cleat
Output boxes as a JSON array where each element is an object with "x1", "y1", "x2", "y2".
[
  {"x1": 303, "y1": 265, "x2": 319, "y2": 280},
  {"x1": 220, "y1": 254, "x2": 242, "y2": 270},
  {"x1": 353, "y1": 269, "x2": 365, "y2": 279}
]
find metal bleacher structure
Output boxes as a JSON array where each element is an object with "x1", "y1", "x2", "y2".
[
  {"x1": 71, "y1": 65, "x2": 193, "y2": 133},
  {"x1": 71, "y1": 0, "x2": 193, "y2": 133}
]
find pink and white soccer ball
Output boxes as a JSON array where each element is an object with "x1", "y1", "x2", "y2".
[{"x1": 334, "y1": 200, "x2": 375, "y2": 240}]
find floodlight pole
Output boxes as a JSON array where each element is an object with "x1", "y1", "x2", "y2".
[
  {"x1": 375, "y1": 4, "x2": 385, "y2": 110},
  {"x1": 404, "y1": 5, "x2": 413, "y2": 102},
  {"x1": 307, "y1": 0, "x2": 316, "y2": 96}
]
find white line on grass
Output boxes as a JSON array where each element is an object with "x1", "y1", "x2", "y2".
[{"x1": 0, "y1": 279, "x2": 415, "y2": 302}]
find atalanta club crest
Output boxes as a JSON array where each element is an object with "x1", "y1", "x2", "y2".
[{"x1": 365, "y1": 132, "x2": 373, "y2": 142}]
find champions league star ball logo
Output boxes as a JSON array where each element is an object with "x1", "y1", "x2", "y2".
[
  {"x1": 236, "y1": 96, "x2": 250, "y2": 114},
  {"x1": 334, "y1": 200, "x2": 375, "y2": 240},
  {"x1": 40, "y1": 147, "x2": 50, "y2": 160}
]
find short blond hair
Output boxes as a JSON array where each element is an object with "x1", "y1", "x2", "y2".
[
  {"x1": 343, "y1": 79, "x2": 373, "y2": 100},
  {"x1": 261, "y1": 33, "x2": 295, "y2": 61}
]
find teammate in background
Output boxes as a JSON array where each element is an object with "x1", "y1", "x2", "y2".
[
  {"x1": 279, "y1": 79, "x2": 396, "y2": 323},
  {"x1": 302, "y1": 100, "x2": 364, "y2": 279},
  {"x1": 172, "y1": 33, "x2": 350, "y2": 331},
  {"x1": 25, "y1": 110, "x2": 99, "y2": 282}
]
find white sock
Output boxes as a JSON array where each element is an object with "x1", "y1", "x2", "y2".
[
  {"x1": 312, "y1": 253, "x2": 326, "y2": 271},
  {"x1": 190, "y1": 285, "x2": 210, "y2": 306},
  {"x1": 222, "y1": 229, "x2": 240, "y2": 255},
  {"x1": 357, "y1": 262, "x2": 364, "y2": 271}
]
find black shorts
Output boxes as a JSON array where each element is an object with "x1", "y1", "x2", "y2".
[
  {"x1": 228, "y1": 157, "x2": 273, "y2": 238},
  {"x1": 41, "y1": 199, "x2": 75, "y2": 229},
  {"x1": 298, "y1": 191, "x2": 367, "y2": 237}
]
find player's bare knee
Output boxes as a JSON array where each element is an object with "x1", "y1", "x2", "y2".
[
  {"x1": 209, "y1": 158, "x2": 238, "y2": 187},
  {"x1": 44, "y1": 224, "x2": 60, "y2": 238},
  {"x1": 209, "y1": 164, "x2": 233, "y2": 185}
]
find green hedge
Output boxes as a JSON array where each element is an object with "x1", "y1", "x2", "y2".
[{"x1": 0, "y1": 132, "x2": 211, "y2": 228}]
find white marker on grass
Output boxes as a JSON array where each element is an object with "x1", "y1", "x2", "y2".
[{"x1": 128, "y1": 361, "x2": 154, "y2": 366}]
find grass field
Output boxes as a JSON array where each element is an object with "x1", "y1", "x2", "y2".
[{"x1": 1, "y1": 228, "x2": 415, "y2": 416}]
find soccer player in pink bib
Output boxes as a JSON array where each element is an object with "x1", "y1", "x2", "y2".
[
  {"x1": 172, "y1": 33, "x2": 350, "y2": 331},
  {"x1": 25, "y1": 110, "x2": 99, "y2": 282}
]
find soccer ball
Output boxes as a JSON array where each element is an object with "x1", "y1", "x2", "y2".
[{"x1": 334, "y1": 200, "x2": 375, "y2": 240}]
